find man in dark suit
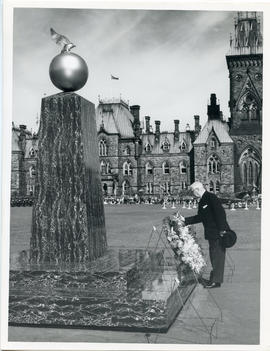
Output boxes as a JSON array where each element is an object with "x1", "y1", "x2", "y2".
[{"x1": 182, "y1": 181, "x2": 230, "y2": 288}]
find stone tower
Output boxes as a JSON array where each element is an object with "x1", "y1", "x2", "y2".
[{"x1": 226, "y1": 11, "x2": 263, "y2": 193}]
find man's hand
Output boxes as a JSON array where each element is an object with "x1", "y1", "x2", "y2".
[
  {"x1": 219, "y1": 230, "x2": 227, "y2": 237},
  {"x1": 178, "y1": 214, "x2": 185, "y2": 227}
]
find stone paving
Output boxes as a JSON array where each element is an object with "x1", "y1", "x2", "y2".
[{"x1": 8, "y1": 204, "x2": 261, "y2": 344}]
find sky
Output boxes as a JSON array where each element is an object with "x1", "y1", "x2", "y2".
[{"x1": 13, "y1": 8, "x2": 239, "y2": 133}]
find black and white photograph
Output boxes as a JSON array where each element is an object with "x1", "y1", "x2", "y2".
[{"x1": 1, "y1": 0, "x2": 270, "y2": 350}]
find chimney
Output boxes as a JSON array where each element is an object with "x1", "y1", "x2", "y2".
[
  {"x1": 145, "y1": 116, "x2": 150, "y2": 133},
  {"x1": 174, "y1": 120, "x2": 179, "y2": 133},
  {"x1": 130, "y1": 105, "x2": 140, "y2": 124},
  {"x1": 207, "y1": 93, "x2": 221, "y2": 120},
  {"x1": 219, "y1": 111, "x2": 224, "y2": 121},
  {"x1": 174, "y1": 120, "x2": 180, "y2": 141},
  {"x1": 130, "y1": 105, "x2": 141, "y2": 138},
  {"x1": 194, "y1": 115, "x2": 201, "y2": 133},
  {"x1": 155, "y1": 120, "x2": 160, "y2": 136}
]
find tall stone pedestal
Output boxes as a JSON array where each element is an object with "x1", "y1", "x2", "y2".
[{"x1": 30, "y1": 92, "x2": 107, "y2": 264}]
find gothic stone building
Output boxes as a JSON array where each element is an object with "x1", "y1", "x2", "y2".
[{"x1": 11, "y1": 11, "x2": 262, "y2": 198}]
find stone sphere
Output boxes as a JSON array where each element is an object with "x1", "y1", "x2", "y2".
[{"x1": 49, "y1": 52, "x2": 88, "y2": 92}]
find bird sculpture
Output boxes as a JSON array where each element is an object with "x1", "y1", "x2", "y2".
[{"x1": 50, "y1": 28, "x2": 76, "y2": 53}]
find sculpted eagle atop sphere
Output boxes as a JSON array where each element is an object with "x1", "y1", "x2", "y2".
[
  {"x1": 49, "y1": 28, "x2": 88, "y2": 92},
  {"x1": 50, "y1": 28, "x2": 76, "y2": 53}
]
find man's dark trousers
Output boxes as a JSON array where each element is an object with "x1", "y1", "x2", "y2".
[
  {"x1": 185, "y1": 191, "x2": 230, "y2": 284},
  {"x1": 209, "y1": 239, "x2": 226, "y2": 283}
]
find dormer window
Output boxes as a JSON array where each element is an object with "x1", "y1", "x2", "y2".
[
  {"x1": 162, "y1": 139, "x2": 170, "y2": 152},
  {"x1": 145, "y1": 143, "x2": 152, "y2": 153},
  {"x1": 29, "y1": 147, "x2": 36, "y2": 158},
  {"x1": 210, "y1": 137, "x2": 217, "y2": 149},
  {"x1": 180, "y1": 141, "x2": 187, "y2": 152}
]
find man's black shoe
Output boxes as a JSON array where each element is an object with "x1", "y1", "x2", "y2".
[
  {"x1": 204, "y1": 282, "x2": 221, "y2": 289},
  {"x1": 199, "y1": 277, "x2": 211, "y2": 286}
]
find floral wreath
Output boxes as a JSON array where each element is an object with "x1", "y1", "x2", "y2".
[{"x1": 163, "y1": 212, "x2": 206, "y2": 274}]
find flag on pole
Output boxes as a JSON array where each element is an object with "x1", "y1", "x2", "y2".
[{"x1": 111, "y1": 74, "x2": 119, "y2": 80}]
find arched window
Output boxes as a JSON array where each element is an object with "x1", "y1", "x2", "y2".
[
  {"x1": 145, "y1": 143, "x2": 152, "y2": 153},
  {"x1": 29, "y1": 147, "x2": 36, "y2": 158},
  {"x1": 162, "y1": 161, "x2": 170, "y2": 174},
  {"x1": 239, "y1": 147, "x2": 261, "y2": 190},
  {"x1": 208, "y1": 155, "x2": 220, "y2": 174},
  {"x1": 106, "y1": 162, "x2": 111, "y2": 174},
  {"x1": 29, "y1": 166, "x2": 36, "y2": 178},
  {"x1": 209, "y1": 180, "x2": 214, "y2": 192},
  {"x1": 123, "y1": 161, "x2": 132, "y2": 176},
  {"x1": 180, "y1": 161, "x2": 187, "y2": 174},
  {"x1": 215, "y1": 180, "x2": 220, "y2": 193},
  {"x1": 122, "y1": 180, "x2": 129, "y2": 195},
  {"x1": 100, "y1": 161, "x2": 106, "y2": 175},
  {"x1": 162, "y1": 139, "x2": 170, "y2": 152},
  {"x1": 145, "y1": 162, "x2": 153, "y2": 175},
  {"x1": 99, "y1": 139, "x2": 107, "y2": 156}
]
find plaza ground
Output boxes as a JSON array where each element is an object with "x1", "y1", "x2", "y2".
[{"x1": 8, "y1": 204, "x2": 261, "y2": 344}]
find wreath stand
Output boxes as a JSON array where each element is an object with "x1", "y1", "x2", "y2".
[{"x1": 141, "y1": 224, "x2": 223, "y2": 344}]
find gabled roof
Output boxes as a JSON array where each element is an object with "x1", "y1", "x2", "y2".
[
  {"x1": 96, "y1": 101, "x2": 135, "y2": 138},
  {"x1": 193, "y1": 119, "x2": 233, "y2": 145}
]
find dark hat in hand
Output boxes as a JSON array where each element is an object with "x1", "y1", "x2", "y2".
[{"x1": 220, "y1": 230, "x2": 237, "y2": 248}]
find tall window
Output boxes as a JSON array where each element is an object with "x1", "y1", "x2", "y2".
[
  {"x1": 162, "y1": 161, "x2": 170, "y2": 174},
  {"x1": 100, "y1": 161, "x2": 106, "y2": 175},
  {"x1": 180, "y1": 161, "x2": 187, "y2": 174},
  {"x1": 122, "y1": 180, "x2": 129, "y2": 195},
  {"x1": 106, "y1": 162, "x2": 111, "y2": 174},
  {"x1": 123, "y1": 161, "x2": 132, "y2": 176},
  {"x1": 29, "y1": 166, "x2": 36, "y2": 178},
  {"x1": 209, "y1": 180, "x2": 214, "y2": 192},
  {"x1": 248, "y1": 161, "x2": 253, "y2": 186},
  {"x1": 208, "y1": 155, "x2": 220, "y2": 174},
  {"x1": 145, "y1": 162, "x2": 153, "y2": 175},
  {"x1": 99, "y1": 139, "x2": 107, "y2": 156},
  {"x1": 215, "y1": 180, "x2": 220, "y2": 193},
  {"x1": 146, "y1": 182, "x2": 153, "y2": 194},
  {"x1": 181, "y1": 181, "x2": 187, "y2": 190},
  {"x1": 243, "y1": 162, "x2": 247, "y2": 186},
  {"x1": 165, "y1": 181, "x2": 170, "y2": 194}
]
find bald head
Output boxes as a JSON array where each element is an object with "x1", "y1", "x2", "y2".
[{"x1": 190, "y1": 181, "x2": 206, "y2": 198}]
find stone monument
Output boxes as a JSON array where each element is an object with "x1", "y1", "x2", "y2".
[{"x1": 30, "y1": 29, "x2": 107, "y2": 264}]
